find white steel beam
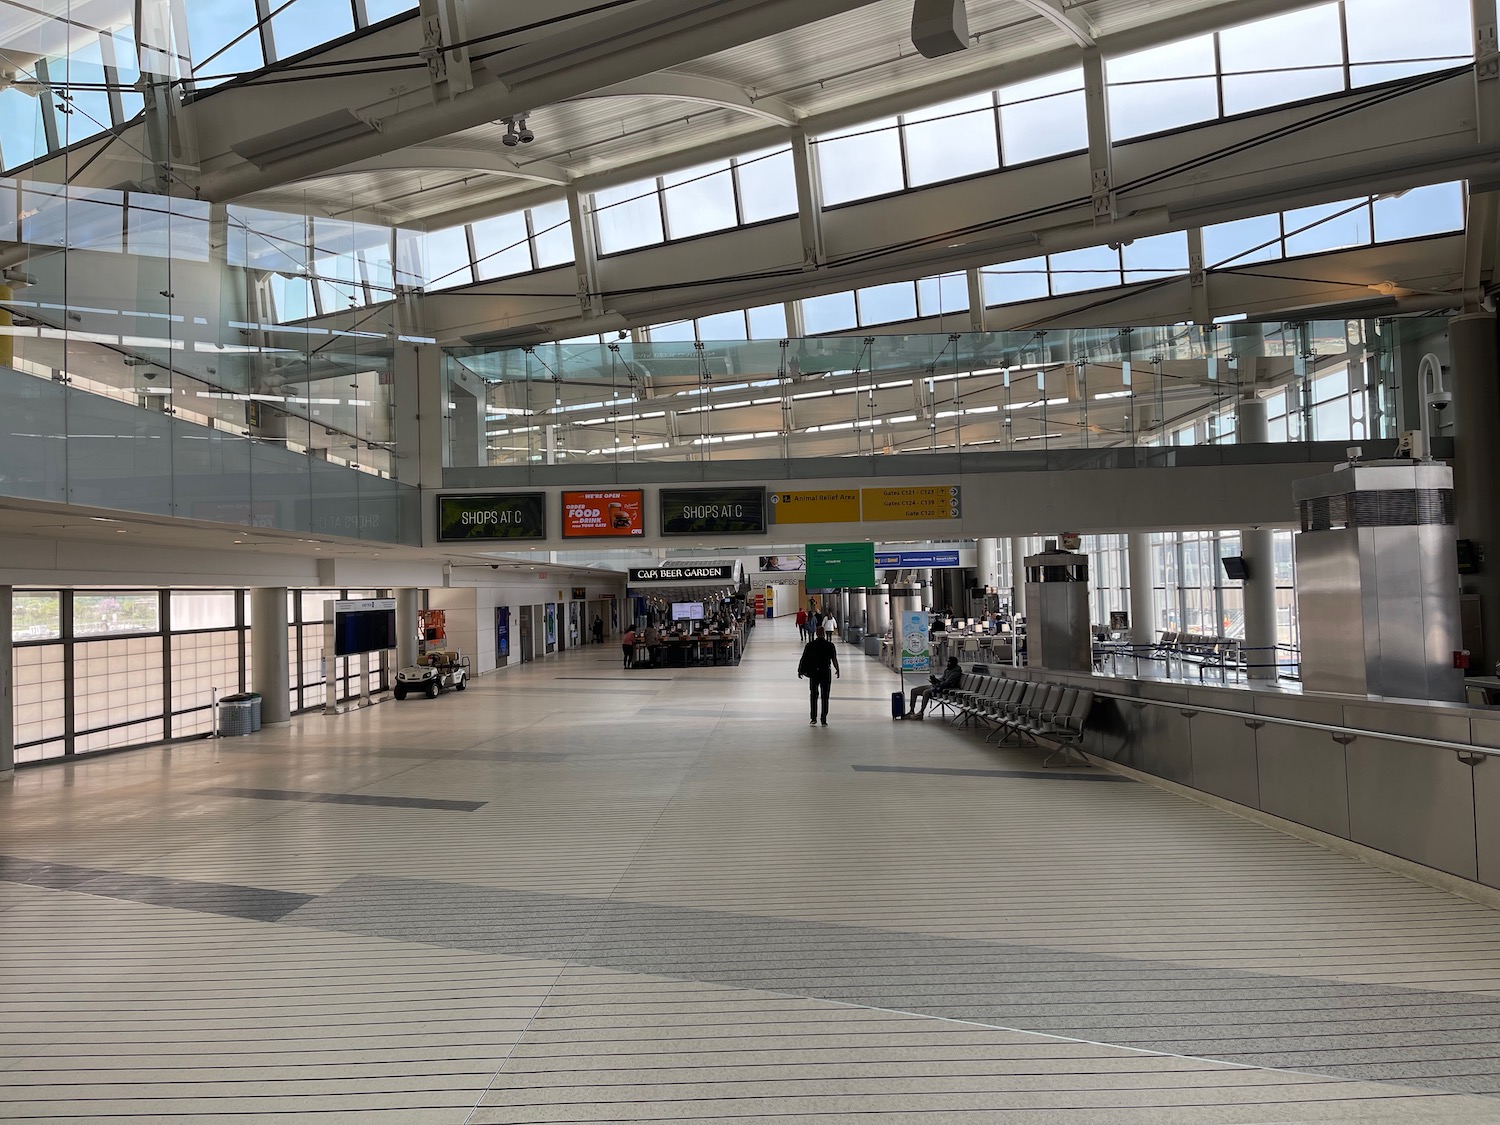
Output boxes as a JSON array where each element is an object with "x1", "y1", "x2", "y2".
[
  {"x1": 1012, "y1": 0, "x2": 1096, "y2": 48},
  {"x1": 1081, "y1": 48, "x2": 1113, "y2": 224},
  {"x1": 789, "y1": 127, "x2": 825, "y2": 270},
  {"x1": 574, "y1": 73, "x2": 800, "y2": 127},
  {"x1": 319, "y1": 146, "x2": 573, "y2": 187}
]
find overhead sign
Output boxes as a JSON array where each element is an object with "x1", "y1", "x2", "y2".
[
  {"x1": 875, "y1": 550, "x2": 962, "y2": 568},
  {"x1": 629, "y1": 564, "x2": 737, "y2": 583},
  {"x1": 757, "y1": 554, "x2": 804, "y2": 572},
  {"x1": 805, "y1": 542, "x2": 877, "y2": 588},
  {"x1": 561, "y1": 489, "x2": 644, "y2": 537},
  {"x1": 861, "y1": 485, "x2": 961, "y2": 521},
  {"x1": 437, "y1": 493, "x2": 546, "y2": 541},
  {"x1": 660, "y1": 487, "x2": 767, "y2": 535},
  {"x1": 770, "y1": 489, "x2": 861, "y2": 524}
]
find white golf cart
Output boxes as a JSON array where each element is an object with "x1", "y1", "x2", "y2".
[{"x1": 394, "y1": 650, "x2": 470, "y2": 699}]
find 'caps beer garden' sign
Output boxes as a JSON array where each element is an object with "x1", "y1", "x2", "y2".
[
  {"x1": 437, "y1": 493, "x2": 546, "y2": 541},
  {"x1": 659, "y1": 487, "x2": 767, "y2": 535}
]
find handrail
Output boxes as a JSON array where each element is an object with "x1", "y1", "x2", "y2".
[{"x1": 1088, "y1": 687, "x2": 1500, "y2": 761}]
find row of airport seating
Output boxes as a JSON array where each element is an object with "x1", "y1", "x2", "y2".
[{"x1": 928, "y1": 673, "x2": 1093, "y2": 767}]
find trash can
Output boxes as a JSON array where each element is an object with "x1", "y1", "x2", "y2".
[
  {"x1": 244, "y1": 692, "x2": 262, "y2": 732},
  {"x1": 846, "y1": 626, "x2": 864, "y2": 645},
  {"x1": 218, "y1": 694, "x2": 256, "y2": 737},
  {"x1": 863, "y1": 635, "x2": 882, "y2": 658}
]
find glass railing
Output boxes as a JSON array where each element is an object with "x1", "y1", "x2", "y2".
[
  {"x1": 445, "y1": 318, "x2": 1437, "y2": 469},
  {"x1": 0, "y1": 363, "x2": 418, "y2": 544}
]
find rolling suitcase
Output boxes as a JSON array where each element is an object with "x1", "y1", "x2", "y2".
[{"x1": 891, "y1": 691, "x2": 905, "y2": 720}]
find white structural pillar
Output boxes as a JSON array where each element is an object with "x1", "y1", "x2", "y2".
[
  {"x1": 1241, "y1": 529, "x2": 1279, "y2": 681},
  {"x1": 395, "y1": 588, "x2": 419, "y2": 671},
  {"x1": 0, "y1": 585, "x2": 13, "y2": 778},
  {"x1": 1127, "y1": 533, "x2": 1156, "y2": 646},
  {"x1": 1452, "y1": 312, "x2": 1500, "y2": 668},
  {"x1": 977, "y1": 537, "x2": 1000, "y2": 591},
  {"x1": 1237, "y1": 385, "x2": 1269, "y2": 444},
  {"x1": 251, "y1": 587, "x2": 291, "y2": 724},
  {"x1": 1010, "y1": 537, "x2": 1028, "y2": 617}
]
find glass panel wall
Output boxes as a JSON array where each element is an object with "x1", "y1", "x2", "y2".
[
  {"x1": 11, "y1": 587, "x2": 392, "y2": 766},
  {"x1": 447, "y1": 317, "x2": 1435, "y2": 468}
]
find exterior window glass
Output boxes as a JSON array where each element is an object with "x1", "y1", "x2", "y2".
[
  {"x1": 1345, "y1": 0, "x2": 1473, "y2": 86},
  {"x1": 1048, "y1": 245, "x2": 1121, "y2": 294},
  {"x1": 471, "y1": 211, "x2": 533, "y2": 279},
  {"x1": 856, "y1": 282, "x2": 917, "y2": 325},
  {"x1": 1107, "y1": 35, "x2": 1218, "y2": 140},
  {"x1": 1203, "y1": 213, "x2": 1283, "y2": 268},
  {"x1": 528, "y1": 200, "x2": 574, "y2": 268},
  {"x1": 271, "y1": 0, "x2": 354, "y2": 60},
  {"x1": 917, "y1": 272, "x2": 968, "y2": 316},
  {"x1": 999, "y1": 70, "x2": 1086, "y2": 164},
  {"x1": 1282, "y1": 199, "x2": 1371, "y2": 256},
  {"x1": 746, "y1": 303, "x2": 787, "y2": 339},
  {"x1": 13, "y1": 644, "x2": 65, "y2": 762},
  {"x1": 271, "y1": 273, "x2": 313, "y2": 321},
  {"x1": 662, "y1": 159, "x2": 737, "y2": 239},
  {"x1": 816, "y1": 119, "x2": 903, "y2": 206},
  {"x1": 364, "y1": 0, "x2": 419, "y2": 23},
  {"x1": 22, "y1": 184, "x2": 123, "y2": 252},
  {"x1": 420, "y1": 225, "x2": 473, "y2": 289},
  {"x1": 74, "y1": 593, "x2": 160, "y2": 637},
  {"x1": 170, "y1": 591, "x2": 237, "y2": 631},
  {"x1": 735, "y1": 147, "x2": 797, "y2": 223},
  {"x1": 696, "y1": 310, "x2": 748, "y2": 340},
  {"x1": 227, "y1": 205, "x2": 307, "y2": 273},
  {"x1": 1373, "y1": 182, "x2": 1465, "y2": 241},
  {"x1": 54, "y1": 38, "x2": 113, "y2": 146},
  {"x1": 0, "y1": 88, "x2": 45, "y2": 169},
  {"x1": 12, "y1": 592, "x2": 61, "y2": 642},
  {"x1": 108, "y1": 27, "x2": 144, "y2": 121},
  {"x1": 903, "y1": 94, "x2": 999, "y2": 186},
  {"x1": 594, "y1": 178, "x2": 664, "y2": 253},
  {"x1": 1219, "y1": 5, "x2": 1344, "y2": 115},
  {"x1": 74, "y1": 636, "x2": 163, "y2": 754},
  {"x1": 981, "y1": 256, "x2": 1049, "y2": 304},
  {"x1": 1121, "y1": 231, "x2": 1189, "y2": 282},
  {"x1": 649, "y1": 320, "x2": 694, "y2": 342},
  {"x1": 186, "y1": 0, "x2": 265, "y2": 85},
  {"x1": 802, "y1": 290, "x2": 858, "y2": 334}
]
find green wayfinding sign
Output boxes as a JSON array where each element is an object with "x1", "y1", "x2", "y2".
[
  {"x1": 805, "y1": 542, "x2": 876, "y2": 588},
  {"x1": 437, "y1": 493, "x2": 546, "y2": 541}
]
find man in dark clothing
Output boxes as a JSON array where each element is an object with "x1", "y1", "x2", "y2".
[
  {"x1": 797, "y1": 625, "x2": 841, "y2": 726},
  {"x1": 906, "y1": 655, "x2": 962, "y2": 719}
]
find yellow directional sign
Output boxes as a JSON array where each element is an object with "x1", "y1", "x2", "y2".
[
  {"x1": 861, "y1": 485, "x2": 961, "y2": 521},
  {"x1": 769, "y1": 489, "x2": 861, "y2": 524}
]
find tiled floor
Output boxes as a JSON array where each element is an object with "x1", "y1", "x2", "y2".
[{"x1": 5, "y1": 618, "x2": 1500, "y2": 1123}]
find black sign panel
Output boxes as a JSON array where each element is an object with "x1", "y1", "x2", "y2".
[
  {"x1": 629, "y1": 564, "x2": 736, "y2": 583},
  {"x1": 437, "y1": 493, "x2": 546, "y2": 541},
  {"x1": 659, "y1": 487, "x2": 767, "y2": 536}
]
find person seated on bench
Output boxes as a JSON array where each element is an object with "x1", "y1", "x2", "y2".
[{"x1": 905, "y1": 656, "x2": 962, "y2": 720}]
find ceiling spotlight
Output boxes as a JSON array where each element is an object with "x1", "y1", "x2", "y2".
[{"x1": 502, "y1": 114, "x2": 534, "y2": 147}]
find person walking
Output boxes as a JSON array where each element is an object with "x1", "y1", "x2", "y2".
[
  {"x1": 794, "y1": 607, "x2": 808, "y2": 642},
  {"x1": 906, "y1": 655, "x2": 961, "y2": 719},
  {"x1": 591, "y1": 615, "x2": 604, "y2": 644},
  {"x1": 797, "y1": 625, "x2": 841, "y2": 726}
]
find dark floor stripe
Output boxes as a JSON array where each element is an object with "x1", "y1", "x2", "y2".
[
  {"x1": 854, "y1": 764, "x2": 1131, "y2": 782},
  {"x1": 0, "y1": 855, "x2": 312, "y2": 921},
  {"x1": 197, "y1": 786, "x2": 485, "y2": 811}
]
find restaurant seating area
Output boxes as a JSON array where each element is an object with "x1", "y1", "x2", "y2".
[{"x1": 631, "y1": 624, "x2": 748, "y2": 668}]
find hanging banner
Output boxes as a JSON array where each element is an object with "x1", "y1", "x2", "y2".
[
  {"x1": 437, "y1": 493, "x2": 546, "y2": 541},
  {"x1": 900, "y1": 610, "x2": 932, "y2": 674},
  {"x1": 805, "y1": 542, "x2": 876, "y2": 588},
  {"x1": 875, "y1": 550, "x2": 962, "y2": 568},
  {"x1": 861, "y1": 485, "x2": 961, "y2": 521},
  {"x1": 770, "y1": 489, "x2": 861, "y2": 524},
  {"x1": 660, "y1": 487, "x2": 767, "y2": 535},
  {"x1": 561, "y1": 489, "x2": 644, "y2": 537}
]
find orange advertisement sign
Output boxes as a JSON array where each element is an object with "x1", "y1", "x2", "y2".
[{"x1": 561, "y1": 490, "x2": 645, "y2": 537}]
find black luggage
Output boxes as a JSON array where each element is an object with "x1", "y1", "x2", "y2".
[{"x1": 891, "y1": 691, "x2": 906, "y2": 719}]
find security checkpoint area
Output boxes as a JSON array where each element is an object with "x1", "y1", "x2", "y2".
[{"x1": 8, "y1": 0, "x2": 1500, "y2": 1120}]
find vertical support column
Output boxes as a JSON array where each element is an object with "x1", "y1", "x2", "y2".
[
  {"x1": 447, "y1": 361, "x2": 486, "y2": 468},
  {"x1": 0, "y1": 585, "x2": 13, "y2": 778},
  {"x1": 966, "y1": 268, "x2": 987, "y2": 332},
  {"x1": 1452, "y1": 311, "x2": 1500, "y2": 668},
  {"x1": 251, "y1": 587, "x2": 291, "y2": 724},
  {"x1": 1241, "y1": 529, "x2": 1279, "y2": 681},
  {"x1": 1127, "y1": 533, "x2": 1156, "y2": 646},
  {"x1": 1010, "y1": 537, "x2": 1028, "y2": 618},
  {"x1": 789, "y1": 127, "x2": 826, "y2": 270},
  {"x1": 566, "y1": 187, "x2": 603, "y2": 318},
  {"x1": 1081, "y1": 49, "x2": 1115, "y2": 225},
  {"x1": 392, "y1": 342, "x2": 445, "y2": 489},
  {"x1": 396, "y1": 588, "x2": 419, "y2": 672},
  {"x1": 977, "y1": 537, "x2": 1000, "y2": 592},
  {"x1": 1237, "y1": 385, "x2": 1269, "y2": 444}
]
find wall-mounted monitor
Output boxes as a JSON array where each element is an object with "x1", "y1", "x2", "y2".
[
  {"x1": 1221, "y1": 556, "x2": 1250, "y2": 581},
  {"x1": 561, "y1": 489, "x2": 644, "y2": 537},
  {"x1": 671, "y1": 603, "x2": 705, "y2": 621},
  {"x1": 332, "y1": 601, "x2": 396, "y2": 655},
  {"x1": 436, "y1": 493, "x2": 546, "y2": 541},
  {"x1": 660, "y1": 487, "x2": 767, "y2": 535}
]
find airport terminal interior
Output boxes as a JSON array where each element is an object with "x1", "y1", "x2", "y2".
[{"x1": 8, "y1": 0, "x2": 1500, "y2": 1119}]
